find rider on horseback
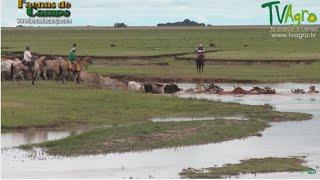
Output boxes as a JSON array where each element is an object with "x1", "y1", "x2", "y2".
[
  {"x1": 23, "y1": 46, "x2": 33, "y2": 71},
  {"x1": 195, "y1": 44, "x2": 206, "y2": 73},
  {"x1": 195, "y1": 44, "x2": 206, "y2": 57},
  {"x1": 67, "y1": 43, "x2": 80, "y2": 71}
]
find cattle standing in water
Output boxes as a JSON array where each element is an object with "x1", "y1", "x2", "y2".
[
  {"x1": 127, "y1": 81, "x2": 144, "y2": 92},
  {"x1": 164, "y1": 84, "x2": 182, "y2": 94},
  {"x1": 307, "y1": 86, "x2": 319, "y2": 93},
  {"x1": 291, "y1": 89, "x2": 305, "y2": 94},
  {"x1": 143, "y1": 83, "x2": 181, "y2": 94}
]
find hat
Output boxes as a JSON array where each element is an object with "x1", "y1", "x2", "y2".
[
  {"x1": 199, "y1": 44, "x2": 203, "y2": 47},
  {"x1": 70, "y1": 47, "x2": 77, "y2": 52}
]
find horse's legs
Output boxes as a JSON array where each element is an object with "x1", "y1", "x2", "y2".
[
  {"x1": 1, "y1": 72, "x2": 6, "y2": 81},
  {"x1": 56, "y1": 72, "x2": 60, "y2": 83},
  {"x1": 76, "y1": 72, "x2": 80, "y2": 84},
  {"x1": 20, "y1": 72, "x2": 25, "y2": 80},
  {"x1": 61, "y1": 71, "x2": 65, "y2": 84},
  {"x1": 72, "y1": 72, "x2": 77, "y2": 82},
  {"x1": 32, "y1": 72, "x2": 37, "y2": 86},
  {"x1": 201, "y1": 63, "x2": 204, "y2": 72},
  {"x1": 12, "y1": 73, "x2": 15, "y2": 83},
  {"x1": 43, "y1": 69, "x2": 47, "y2": 80},
  {"x1": 51, "y1": 73, "x2": 55, "y2": 80},
  {"x1": 196, "y1": 62, "x2": 199, "y2": 73},
  {"x1": 196, "y1": 63, "x2": 198, "y2": 73}
]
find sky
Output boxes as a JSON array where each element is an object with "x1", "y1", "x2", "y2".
[{"x1": 1, "y1": 0, "x2": 320, "y2": 27}]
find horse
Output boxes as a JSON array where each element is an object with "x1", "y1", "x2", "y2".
[
  {"x1": 1, "y1": 59, "x2": 24, "y2": 80},
  {"x1": 69, "y1": 56, "x2": 94, "y2": 84},
  {"x1": 196, "y1": 52, "x2": 205, "y2": 73},
  {"x1": 43, "y1": 56, "x2": 93, "y2": 84},
  {"x1": 42, "y1": 57, "x2": 68, "y2": 82},
  {"x1": 10, "y1": 56, "x2": 46, "y2": 85},
  {"x1": 34, "y1": 56, "x2": 47, "y2": 80}
]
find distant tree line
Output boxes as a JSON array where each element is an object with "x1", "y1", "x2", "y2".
[
  {"x1": 157, "y1": 19, "x2": 206, "y2": 27},
  {"x1": 114, "y1": 23, "x2": 127, "y2": 28}
]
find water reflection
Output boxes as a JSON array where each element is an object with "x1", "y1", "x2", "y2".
[{"x1": 3, "y1": 130, "x2": 71, "y2": 148}]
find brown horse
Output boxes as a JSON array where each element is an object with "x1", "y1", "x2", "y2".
[
  {"x1": 44, "y1": 56, "x2": 93, "y2": 84},
  {"x1": 196, "y1": 52, "x2": 205, "y2": 73},
  {"x1": 11, "y1": 56, "x2": 46, "y2": 85},
  {"x1": 69, "y1": 56, "x2": 94, "y2": 83},
  {"x1": 43, "y1": 57, "x2": 68, "y2": 83}
]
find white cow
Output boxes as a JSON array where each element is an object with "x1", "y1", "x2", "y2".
[{"x1": 127, "y1": 81, "x2": 144, "y2": 92}]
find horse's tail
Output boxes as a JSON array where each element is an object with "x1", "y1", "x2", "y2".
[
  {"x1": 58, "y1": 63, "x2": 63, "y2": 77},
  {"x1": 10, "y1": 63, "x2": 14, "y2": 82}
]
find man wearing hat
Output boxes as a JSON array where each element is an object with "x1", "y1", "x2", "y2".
[
  {"x1": 67, "y1": 43, "x2": 80, "y2": 71},
  {"x1": 23, "y1": 46, "x2": 33, "y2": 71},
  {"x1": 195, "y1": 44, "x2": 206, "y2": 53},
  {"x1": 195, "y1": 44, "x2": 206, "y2": 59}
]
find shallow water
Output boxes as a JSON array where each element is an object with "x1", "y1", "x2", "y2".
[
  {"x1": 2, "y1": 83, "x2": 320, "y2": 178},
  {"x1": 1, "y1": 129, "x2": 86, "y2": 149}
]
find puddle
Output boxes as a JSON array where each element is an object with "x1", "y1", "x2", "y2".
[
  {"x1": 151, "y1": 116, "x2": 248, "y2": 122},
  {"x1": 2, "y1": 83, "x2": 320, "y2": 178},
  {"x1": 1, "y1": 129, "x2": 87, "y2": 149}
]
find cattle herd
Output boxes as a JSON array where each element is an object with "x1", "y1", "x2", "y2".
[
  {"x1": 79, "y1": 72, "x2": 319, "y2": 95},
  {"x1": 1, "y1": 56, "x2": 319, "y2": 95}
]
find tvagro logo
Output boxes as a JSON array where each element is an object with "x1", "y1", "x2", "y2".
[
  {"x1": 261, "y1": 1, "x2": 318, "y2": 25},
  {"x1": 308, "y1": 168, "x2": 317, "y2": 175},
  {"x1": 17, "y1": 0, "x2": 72, "y2": 24}
]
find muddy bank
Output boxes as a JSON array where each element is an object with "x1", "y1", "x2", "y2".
[
  {"x1": 80, "y1": 71, "x2": 259, "y2": 88},
  {"x1": 108, "y1": 74, "x2": 260, "y2": 84}
]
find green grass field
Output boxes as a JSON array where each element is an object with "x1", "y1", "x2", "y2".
[
  {"x1": 22, "y1": 120, "x2": 269, "y2": 156},
  {"x1": 88, "y1": 60, "x2": 320, "y2": 83},
  {"x1": 2, "y1": 27, "x2": 320, "y2": 60},
  {"x1": 2, "y1": 81, "x2": 311, "y2": 155},
  {"x1": 1, "y1": 27, "x2": 317, "y2": 157},
  {"x1": 4, "y1": 81, "x2": 309, "y2": 129},
  {"x1": 180, "y1": 157, "x2": 310, "y2": 178},
  {"x1": 180, "y1": 51, "x2": 320, "y2": 60},
  {"x1": 3, "y1": 27, "x2": 319, "y2": 83}
]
